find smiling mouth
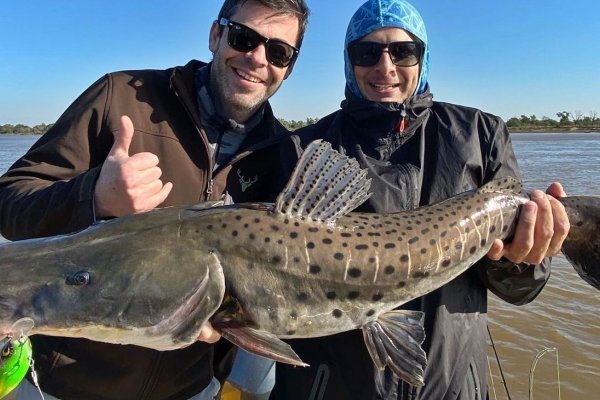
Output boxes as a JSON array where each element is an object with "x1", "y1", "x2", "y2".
[
  {"x1": 370, "y1": 83, "x2": 399, "y2": 91},
  {"x1": 234, "y1": 68, "x2": 262, "y2": 84}
]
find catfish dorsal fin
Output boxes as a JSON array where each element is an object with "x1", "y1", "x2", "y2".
[{"x1": 275, "y1": 139, "x2": 371, "y2": 223}]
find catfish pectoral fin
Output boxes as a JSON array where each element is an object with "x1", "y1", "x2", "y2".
[
  {"x1": 363, "y1": 310, "x2": 427, "y2": 391},
  {"x1": 219, "y1": 326, "x2": 308, "y2": 367}
]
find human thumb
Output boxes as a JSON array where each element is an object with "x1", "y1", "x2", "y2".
[{"x1": 109, "y1": 115, "x2": 135, "y2": 159}]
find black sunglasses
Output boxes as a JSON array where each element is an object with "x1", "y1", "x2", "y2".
[
  {"x1": 348, "y1": 41, "x2": 422, "y2": 67},
  {"x1": 218, "y1": 18, "x2": 299, "y2": 68}
]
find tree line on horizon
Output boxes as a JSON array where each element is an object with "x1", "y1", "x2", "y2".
[{"x1": 2, "y1": 111, "x2": 599, "y2": 135}]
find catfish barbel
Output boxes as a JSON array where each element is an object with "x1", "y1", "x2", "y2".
[{"x1": 1, "y1": 139, "x2": 599, "y2": 388}]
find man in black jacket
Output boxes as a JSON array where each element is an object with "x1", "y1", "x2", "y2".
[
  {"x1": 270, "y1": 0, "x2": 569, "y2": 399},
  {"x1": 0, "y1": 1, "x2": 309, "y2": 399}
]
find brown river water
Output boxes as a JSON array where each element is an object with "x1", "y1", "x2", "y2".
[{"x1": 1, "y1": 132, "x2": 599, "y2": 399}]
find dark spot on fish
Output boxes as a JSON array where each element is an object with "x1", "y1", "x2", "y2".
[
  {"x1": 347, "y1": 291, "x2": 360, "y2": 300},
  {"x1": 413, "y1": 271, "x2": 430, "y2": 279},
  {"x1": 368, "y1": 232, "x2": 381, "y2": 237},
  {"x1": 455, "y1": 242, "x2": 463, "y2": 250},
  {"x1": 372, "y1": 293, "x2": 383, "y2": 301},
  {"x1": 308, "y1": 227, "x2": 318, "y2": 233},
  {"x1": 384, "y1": 243, "x2": 396, "y2": 249},
  {"x1": 355, "y1": 244, "x2": 369, "y2": 250},
  {"x1": 290, "y1": 311, "x2": 298, "y2": 319},
  {"x1": 284, "y1": 219, "x2": 289, "y2": 224},
  {"x1": 207, "y1": 224, "x2": 213, "y2": 230},
  {"x1": 232, "y1": 230, "x2": 238, "y2": 237},
  {"x1": 369, "y1": 257, "x2": 376, "y2": 263},
  {"x1": 341, "y1": 232, "x2": 352, "y2": 238},
  {"x1": 221, "y1": 223, "x2": 228, "y2": 229},
  {"x1": 322, "y1": 238, "x2": 333, "y2": 245},
  {"x1": 441, "y1": 230, "x2": 448, "y2": 238},
  {"x1": 278, "y1": 240, "x2": 283, "y2": 245},
  {"x1": 502, "y1": 225, "x2": 509, "y2": 232},
  {"x1": 254, "y1": 218, "x2": 260, "y2": 223},
  {"x1": 372, "y1": 242, "x2": 379, "y2": 247},
  {"x1": 420, "y1": 248, "x2": 427, "y2": 254},
  {"x1": 384, "y1": 266, "x2": 395, "y2": 275},
  {"x1": 366, "y1": 310, "x2": 375, "y2": 317},
  {"x1": 271, "y1": 255, "x2": 282, "y2": 264},
  {"x1": 430, "y1": 239, "x2": 436, "y2": 245},
  {"x1": 248, "y1": 233, "x2": 255, "y2": 240},
  {"x1": 442, "y1": 259, "x2": 452, "y2": 268},
  {"x1": 309, "y1": 265, "x2": 321, "y2": 274},
  {"x1": 408, "y1": 236, "x2": 419, "y2": 244},
  {"x1": 297, "y1": 292, "x2": 308, "y2": 302},
  {"x1": 307, "y1": 242, "x2": 315, "y2": 249},
  {"x1": 264, "y1": 237, "x2": 271, "y2": 243},
  {"x1": 356, "y1": 232, "x2": 363, "y2": 237},
  {"x1": 244, "y1": 224, "x2": 249, "y2": 228},
  {"x1": 421, "y1": 228, "x2": 430, "y2": 235},
  {"x1": 270, "y1": 225, "x2": 279, "y2": 232},
  {"x1": 438, "y1": 217, "x2": 444, "y2": 222},
  {"x1": 326, "y1": 291, "x2": 337, "y2": 300},
  {"x1": 287, "y1": 330, "x2": 296, "y2": 335},
  {"x1": 481, "y1": 239, "x2": 487, "y2": 247},
  {"x1": 327, "y1": 229, "x2": 334, "y2": 234},
  {"x1": 400, "y1": 255, "x2": 409, "y2": 263},
  {"x1": 295, "y1": 222, "x2": 300, "y2": 227},
  {"x1": 235, "y1": 215, "x2": 242, "y2": 221},
  {"x1": 342, "y1": 243, "x2": 348, "y2": 248},
  {"x1": 290, "y1": 232, "x2": 299, "y2": 239},
  {"x1": 348, "y1": 268, "x2": 362, "y2": 278},
  {"x1": 397, "y1": 281, "x2": 406, "y2": 288},
  {"x1": 469, "y1": 246, "x2": 477, "y2": 255},
  {"x1": 334, "y1": 252, "x2": 344, "y2": 260},
  {"x1": 293, "y1": 257, "x2": 301, "y2": 263},
  {"x1": 490, "y1": 226, "x2": 496, "y2": 233},
  {"x1": 476, "y1": 219, "x2": 482, "y2": 226},
  {"x1": 332, "y1": 309, "x2": 343, "y2": 318}
]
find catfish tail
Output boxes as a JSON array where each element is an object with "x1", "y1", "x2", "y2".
[{"x1": 559, "y1": 196, "x2": 600, "y2": 291}]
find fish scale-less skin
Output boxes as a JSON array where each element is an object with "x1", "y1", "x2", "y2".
[
  {"x1": 205, "y1": 187, "x2": 525, "y2": 338},
  {"x1": 0, "y1": 205, "x2": 225, "y2": 349}
]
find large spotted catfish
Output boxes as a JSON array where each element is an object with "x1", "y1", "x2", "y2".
[{"x1": 1, "y1": 140, "x2": 599, "y2": 388}]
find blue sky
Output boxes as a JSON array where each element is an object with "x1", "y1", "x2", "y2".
[{"x1": 1, "y1": 0, "x2": 598, "y2": 126}]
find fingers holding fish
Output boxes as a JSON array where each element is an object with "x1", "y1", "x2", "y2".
[
  {"x1": 197, "y1": 323, "x2": 221, "y2": 344},
  {"x1": 545, "y1": 182, "x2": 570, "y2": 257}
]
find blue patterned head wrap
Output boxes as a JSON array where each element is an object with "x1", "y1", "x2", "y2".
[{"x1": 345, "y1": 0, "x2": 429, "y2": 99}]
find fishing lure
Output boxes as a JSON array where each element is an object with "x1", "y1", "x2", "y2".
[{"x1": 0, "y1": 318, "x2": 34, "y2": 399}]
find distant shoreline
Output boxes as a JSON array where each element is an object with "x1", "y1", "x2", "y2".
[{"x1": 1, "y1": 126, "x2": 600, "y2": 136}]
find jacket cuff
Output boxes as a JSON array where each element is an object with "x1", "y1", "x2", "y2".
[{"x1": 477, "y1": 256, "x2": 551, "y2": 306}]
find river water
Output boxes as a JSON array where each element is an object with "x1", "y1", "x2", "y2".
[{"x1": 1, "y1": 133, "x2": 599, "y2": 399}]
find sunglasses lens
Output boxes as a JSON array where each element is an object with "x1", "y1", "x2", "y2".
[
  {"x1": 227, "y1": 22, "x2": 296, "y2": 68},
  {"x1": 266, "y1": 42, "x2": 295, "y2": 67},
  {"x1": 348, "y1": 42, "x2": 383, "y2": 67},
  {"x1": 389, "y1": 42, "x2": 421, "y2": 67},
  {"x1": 228, "y1": 24, "x2": 260, "y2": 53}
]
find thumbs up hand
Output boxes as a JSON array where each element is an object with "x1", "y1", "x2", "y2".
[{"x1": 94, "y1": 115, "x2": 173, "y2": 219}]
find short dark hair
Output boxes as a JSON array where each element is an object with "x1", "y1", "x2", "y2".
[{"x1": 217, "y1": 0, "x2": 309, "y2": 48}]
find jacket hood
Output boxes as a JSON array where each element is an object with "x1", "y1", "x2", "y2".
[{"x1": 344, "y1": 0, "x2": 430, "y2": 99}]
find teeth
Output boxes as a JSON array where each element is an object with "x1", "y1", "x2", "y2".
[
  {"x1": 236, "y1": 69, "x2": 261, "y2": 83},
  {"x1": 372, "y1": 83, "x2": 396, "y2": 89}
]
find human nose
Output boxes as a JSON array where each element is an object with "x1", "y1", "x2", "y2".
[
  {"x1": 375, "y1": 49, "x2": 396, "y2": 71},
  {"x1": 246, "y1": 42, "x2": 269, "y2": 67}
]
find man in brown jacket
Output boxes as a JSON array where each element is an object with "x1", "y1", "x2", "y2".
[{"x1": 0, "y1": 1, "x2": 309, "y2": 399}]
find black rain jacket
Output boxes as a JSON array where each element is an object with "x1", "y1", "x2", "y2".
[{"x1": 271, "y1": 88, "x2": 550, "y2": 400}]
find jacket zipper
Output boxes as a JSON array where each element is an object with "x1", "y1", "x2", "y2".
[{"x1": 397, "y1": 103, "x2": 408, "y2": 133}]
